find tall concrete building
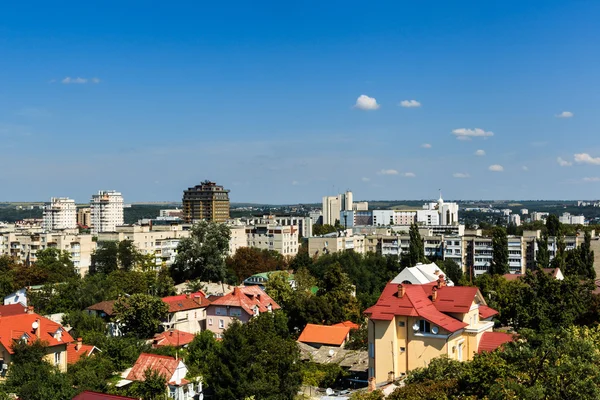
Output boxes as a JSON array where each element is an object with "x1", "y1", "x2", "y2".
[
  {"x1": 182, "y1": 181, "x2": 230, "y2": 223},
  {"x1": 90, "y1": 190, "x2": 124, "y2": 234},
  {"x1": 77, "y1": 207, "x2": 91, "y2": 228},
  {"x1": 43, "y1": 197, "x2": 77, "y2": 231},
  {"x1": 322, "y1": 190, "x2": 354, "y2": 226}
]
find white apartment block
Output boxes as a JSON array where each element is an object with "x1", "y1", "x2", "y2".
[
  {"x1": 228, "y1": 224, "x2": 248, "y2": 255},
  {"x1": 96, "y1": 223, "x2": 190, "y2": 269},
  {"x1": 90, "y1": 190, "x2": 124, "y2": 234},
  {"x1": 308, "y1": 232, "x2": 366, "y2": 257},
  {"x1": 322, "y1": 190, "x2": 354, "y2": 226},
  {"x1": 43, "y1": 197, "x2": 77, "y2": 231},
  {"x1": 242, "y1": 215, "x2": 314, "y2": 238},
  {"x1": 0, "y1": 231, "x2": 95, "y2": 276},
  {"x1": 509, "y1": 214, "x2": 521, "y2": 226},
  {"x1": 559, "y1": 212, "x2": 586, "y2": 225},
  {"x1": 246, "y1": 224, "x2": 299, "y2": 256}
]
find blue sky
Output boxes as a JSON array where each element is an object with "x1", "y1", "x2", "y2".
[{"x1": 1, "y1": 1, "x2": 599, "y2": 203}]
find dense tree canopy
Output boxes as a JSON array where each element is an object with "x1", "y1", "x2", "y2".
[
  {"x1": 225, "y1": 247, "x2": 287, "y2": 284},
  {"x1": 113, "y1": 293, "x2": 169, "y2": 338},
  {"x1": 490, "y1": 226, "x2": 509, "y2": 275}
]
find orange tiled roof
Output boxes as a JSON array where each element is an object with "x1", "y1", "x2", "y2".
[
  {"x1": 126, "y1": 353, "x2": 179, "y2": 382},
  {"x1": 162, "y1": 294, "x2": 211, "y2": 313},
  {"x1": 333, "y1": 321, "x2": 360, "y2": 330},
  {"x1": 298, "y1": 324, "x2": 351, "y2": 346},
  {"x1": 478, "y1": 305, "x2": 498, "y2": 319},
  {"x1": 0, "y1": 312, "x2": 74, "y2": 354},
  {"x1": 0, "y1": 304, "x2": 28, "y2": 317},
  {"x1": 478, "y1": 331, "x2": 514, "y2": 353},
  {"x1": 209, "y1": 286, "x2": 280, "y2": 316},
  {"x1": 67, "y1": 342, "x2": 97, "y2": 364},
  {"x1": 152, "y1": 329, "x2": 195, "y2": 348}
]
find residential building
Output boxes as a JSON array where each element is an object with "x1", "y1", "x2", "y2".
[
  {"x1": 43, "y1": 197, "x2": 77, "y2": 231},
  {"x1": 464, "y1": 234, "x2": 525, "y2": 277},
  {"x1": 228, "y1": 223, "x2": 248, "y2": 255},
  {"x1": 206, "y1": 286, "x2": 280, "y2": 338},
  {"x1": 365, "y1": 280, "x2": 511, "y2": 384},
  {"x1": 159, "y1": 209, "x2": 183, "y2": 219},
  {"x1": 503, "y1": 267, "x2": 565, "y2": 281},
  {"x1": 4, "y1": 288, "x2": 27, "y2": 306},
  {"x1": 391, "y1": 263, "x2": 455, "y2": 286},
  {"x1": 0, "y1": 231, "x2": 95, "y2": 276},
  {"x1": 120, "y1": 353, "x2": 200, "y2": 399},
  {"x1": 77, "y1": 207, "x2": 91, "y2": 228},
  {"x1": 322, "y1": 190, "x2": 354, "y2": 226},
  {"x1": 182, "y1": 180, "x2": 230, "y2": 223},
  {"x1": 152, "y1": 329, "x2": 196, "y2": 348},
  {"x1": 308, "y1": 232, "x2": 366, "y2": 257},
  {"x1": 245, "y1": 223, "x2": 299, "y2": 256},
  {"x1": 298, "y1": 324, "x2": 351, "y2": 348},
  {"x1": 90, "y1": 190, "x2": 124, "y2": 234},
  {"x1": 242, "y1": 215, "x2": 314, "y2": 238},
  {"x1": 85, "y1": 300, "x2": 121, "y2": 337},
  {"x1": 243, "y1": 271, "x2": 296, "y2": 290},
  {"x1": 162, "y1": 292, "x2": 211, "y2": 334},
  {"x1": 559, "y1": 212, "x2": 586, "y2": 225},
  {"x1": 443, "y1": 235, "x2": 464, "y2": 267},
  {"x1": 66, "y1": 337, "x2": 99, "y2": 365},
  {"x1": 520, "y1": 209, "x2": 529, "y2": 215},
  {"x1": 508, "y1": 214, "x2": 521, "y2": 226},
  {"x1": 531, "y1": 212, "x2": 549, "y2": 222},
  {"x1": 0, "y1": 306, "x2": 73, "y2": 374}
]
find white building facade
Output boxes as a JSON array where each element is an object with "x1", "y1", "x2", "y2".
[
  {"x1": 43, "y1": 197, "x2": 77, "y2": 231},
  {"x1": 90, "y1": 190, "x2": 124, "y2": 234}
]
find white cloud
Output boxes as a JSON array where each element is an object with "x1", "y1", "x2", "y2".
[
  {"x1": 354, "y1": 94, "x2": 380, "y2": 110},
  {"x1": 452, "y1": 128, "x2": 494, "y2": 140},
  {"x1": 378, "y1": 169, "x2": 398, "y2": 175},
  {"x1": 453, "y1": 173, "x2": 470, "y2": 178},
  {"x1": 556, "y1": 111, "x2": 574, "y2": 118},
  {"x1": 583, "y1": 177, "x2": 600, "y2": 182},
  {"x1": 400, "y1": 100, "x2": 421, "y2": 108},
  {"x1": 403, "y1": 172, "x2": 416, "y2": 178},
  {"x1": 61, "y1": 76, "x2": 101, "y2": 84},
  {"x1": 361, "y1": 177, "x2": 370, "y2": 182},
  {"x1": 557, "y1": 157, "x2": 573, "y2": 167},
  {"x1": 421, "y1": 143, "x2": 432, "y2": 149},
  {"x1": 575, "y1": 153, "x2": 600, "y2": 165},
  {"x1": 522, "y1": 166, "x2": 529, "y2": 171},
  {"x1": 489, "y1": 164, "x2": 504, "y2": 172},
  {"x1": 475, "y1": 149, "x2": 486, "y2": 156}
]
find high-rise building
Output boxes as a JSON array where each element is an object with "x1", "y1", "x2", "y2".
[
  {"x1": 77, "y1": 207, "x2": 91, "y2": 228},
  {"x1": 43, "y1": 197, "x2": 77, "y2": 231},
  {"x1": 90, "y1": 190, "x2": 124, "y2": 234},
  {"x1": 182, "y1": 181, "x2": 230, "y2": 223},
  {"x1": 322, "y1": 190, "x2": 354, "y2": 226}
]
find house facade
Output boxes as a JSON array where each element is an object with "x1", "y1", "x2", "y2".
[
  {"x1": 205, "y1": 286, "x2": 280, "y2": 338},
  {"x1": 162, "y1": 292, "x2": 211, "y2": 334},
  {"x1": 364, "y1": 279, "x2": 509, "y2": 384}
]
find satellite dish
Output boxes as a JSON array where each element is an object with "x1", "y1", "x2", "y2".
[
  {"x1": 431, "y1": 326, "x2": 439, "y2": 334},
  {"x1": 326, "y1": 388, "x2": 334, "y2": 396},
  {"x1": 328, "y1": 349, "x2": 335, "y2": 357},
  {"x1": 31, "y1": 321, "x2": 39, "y2": 330},
  {"x1": 412, "y1": 323, "x2": 419, "y2": 332}
]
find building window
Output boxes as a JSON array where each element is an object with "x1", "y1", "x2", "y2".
[
  {"x1": 219, "y1": 319, "x2": 224, "y2": 329},
  {"x1": 208, "y1": 318, "x2": 213, "y2": 326},
  {"x1": 54, "y1": 352, "x2": 61, "y2": 366},
  {"x1": 398, "y1": 321, "x2": 405, "y2": 327},
  {"x1": 399, "y1": 347, "x2": 406, "y2": 353},
  {"x1": 419, "y1": 320, "x2": 431, "y2": 333}
]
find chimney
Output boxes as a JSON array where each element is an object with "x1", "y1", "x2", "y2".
[
  {"x1": 431, "y1": 286, "x2": 438, "y2": 302},
  {"x1": 397, "y1": 284, "x2": 406, "y2": 298},
  {"x1": 437, "y1": 274, "x2": 446, "y2": 288},
  {"x1": 27, "y1": 306, "x2": 34, "y2": 314},
  {"x1": 368, "y1": 377, "x2": 376, "y2": 392},
  {"x1": 35, "y1": 318, "x2": 41, "y2": 338},
  {"x1": 76, "y1": 338, "x2": 82, "y2": 351},
  {"x1": 169, "y1": 331, "x2": 173, "y2": 337},
  {"x1": 232, "y1": 287, "x2": 237, "y2": 295}
]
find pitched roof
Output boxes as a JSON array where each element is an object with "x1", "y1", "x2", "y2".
[
  {"x1": 478, "y1": 305, "x2": 498, "y2": 319},
  {"x1": 0, "y1": 312, "x2": 74, "y2": 354},
  {"x1": 209, "y1": 286, "x2": 281, "y2": 316},
  {"x1": 126, "y1": 353, "x2": 179, "y2": 382},
  {"x1": 85, "y1": 300, "x2": 116, "y2": 316},
  {"x1": 162, "y1": 294, "x2": 211, "y2": 313},
  {"x1": 72, "y1": 391, "x2": 137, "y2": 400},
  {"x1": 333, "y1": 321, "x2": 360, "y2": 330},
  {"x1": 391, "y1": 262, "x2": 455, "y2": 286},
  {"x1": 0, "y1": 304, "x2": 28, "y2": 317},
  {"x1": 298, "y1": 324, "x2": 351, "y2": 346},
  {"x1": 364, "y1": 283, "x2": 487, "y2": 333},
  {"x1": 67, "y1": 342, "x2": 97, "y2": 364},
  {"x1": 502, "y1": 273, "x2": 523, "y2": 281},
  {"x1": 161, "y1": 291, "x2": 206, "y2": 303},
  {"x1": 478, "y1": 332, "x2": 514, "y2": 353},
  {"x1": 152, "y1": 329, "x2": 195, "y2": 348}
]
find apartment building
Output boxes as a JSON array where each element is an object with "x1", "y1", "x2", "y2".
[
  {"x1": 96, "y1": 223, "x2": 190, "y2": 268},
  {"x1": 322, "y1": 191, "x2": 356, "y2": 226},
  {"x1": 77, "y1": 207, "x2": 91, "y2": 228},
  {"x1": 182, "y1": 181, "x2": 230, "y2": 223},
  {"x1": 245, "y1": 223, "x2": 299, "y2": 256},
  {"x1": 559, "y1": 212, "x2": 586, "y2": 225},
  {"x1": 43, "y1": 197, "x2": 77, "y2": 231},
  {"x1": 0, "y1": 231, "x2": 95, "y2": 276},
  {"x1": 463, "y1": 234, "x2": 525, "y2": 277},
  {"x1": 308, "y1": 232, "x2": 366, "y2": 257},
  {"x1": 90, "y1": 190, "x2": 124, "y2": 234},
  {"x1": 242, "y1": 215, "x2": 314, "y2": 238}
]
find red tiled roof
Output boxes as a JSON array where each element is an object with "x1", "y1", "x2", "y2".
[
  {"x1": 333, "y1": 321, "x2": 360, "y2": 330},
  {"x1": 163, "y1": 296, "x2": 211, "y2": 313},
  {"x1": 161, "y1": 291, "x2": 206, "y2": 303},
  {"x1": 478, "y1": 332, "x2": 514, "y2": 353},
  {"x1": 478, "y1": 305, "x2": 498, "y2": 319},
  {"x1": 298, "y1": 324, "x2": 350, "y2": 346},
  {"x1": 73, "y1": 391, "x2": 137, "y2": 400},
  {"x1": 152, "y1": 330, "x2": 195, "y2": 348},
  {"x1": 209, "y1": 286, "x2": 280, "y2": 316},
  {"x1": 502, "y1": 273, "x2": 523, "y2": 281},
  {"x1": 0, "y1": 304, "x2": 28, "y2": 317},
  {"x1": 364, "y1": 283, "x2": 483, "y2": 333},
  {"x1": 126, "y1": 353, "x2": 179, "y2": 382},
  {"x1": 85, "y1": 300, "x2": 116, "y2": 316},
  {"x1": 67, "y1": 342, "x2": 97, "y2": 364},
  {"x1": 0, "y1": 312, "x2": 74, "y2": 354}
]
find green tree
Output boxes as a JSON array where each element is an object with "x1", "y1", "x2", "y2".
[
  {"x1": 490, "y1": 226, "x2": 509, "y2": 275},
  {"x1": 117, "y1": 240, "x2": 138, "y2": 271},
  {"x1": 129, "y1": 368, "x2": 167, "y2": 400},
  {"x1": 147, "y1": 266, "x2": 177, "y2": 297},
  {"x1": 226, "y1": 247, "x2": 285, "y2": 284},
  {"x1": 62, "y1": 310, "x2": 106, "y2": 339},
  {"x1": 171, "y1": 221, "x2": 231, "y2": 283},
  {"x1": 536, "y1": 234, "x2": 550, "y2": 270},
  {"x1": 546, "y1": 214, "x2": 561, "y2": 237},
  {"x1": 113, "y1": 293, "x2": 169, "y2": 338},
  {"x1": 265, "y1": 271, "x2": 295, "y2": 306},
  {"x1": 34, "y1": 248, "x2": 78, "y2": 283},
  {"x1": 313, "y1": 224, "x2": 337, "y2": 236},
  {"x1": 435, "y1": 259, "x2": 463, "y2": 285},
  {"x1": 91, "y1": 242, "x2": 119, "y2": 274},
  {"x1": 68, "y1": 353, "x2": 115, "y2": 393},
  {"x1": 404, "y1": 224, "x2": 425, "y2": 268},
  {"x1": 187, "y1": 330, "x2": 219, "y2": 377}
]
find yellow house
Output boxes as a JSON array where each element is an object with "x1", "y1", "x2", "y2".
[{"x1": 364, "y1": 276, "x2": 512, "y2": 384}]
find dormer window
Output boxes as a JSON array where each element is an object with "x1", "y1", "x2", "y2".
[
  {"x1": 418, "y1": 320, "x2": 431, "y2": 333},
  {"x1": 267, "y1": 303, "x2": 272, "y2": 312},
  {"x1": 253, "y1": 305, "x2": 260, "y2": 316},
  {"x1": 21, "y1": 333, "x2": 29, "y2": 344},
  {"x1": 54, "y1": 329, "x2": 63, "y2": 342}
]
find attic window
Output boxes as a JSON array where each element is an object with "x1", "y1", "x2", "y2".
[
  {"x1": 21, "y1": 334, "x2": 28, "y2": 344},
  {"x1": 54, "y1": 329, "x2": 63, "y2": 342},
  {"x1": 418, "y1": 320, "x2": 431, "y2": 333}
]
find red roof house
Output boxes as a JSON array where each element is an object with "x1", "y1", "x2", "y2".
[
  {"x1": 152, "y1": 329, "x2": 196, "y2": 348},
  {"x1": 72, "y1": 391, "x2": 136, "y2": 400},
  {"x1": 298, "y1": 324, "x2": 351, "y2": 347},
  {"x1": 67, "y1": 337, "x2": 100, "y2": 364},
  {"x1": 478, "y1": 332, "x2": 515, "y2": 353}
]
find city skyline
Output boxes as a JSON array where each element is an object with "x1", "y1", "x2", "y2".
[{"x1": 1, "y1": 1, "x2": 600, "y2": 203}]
